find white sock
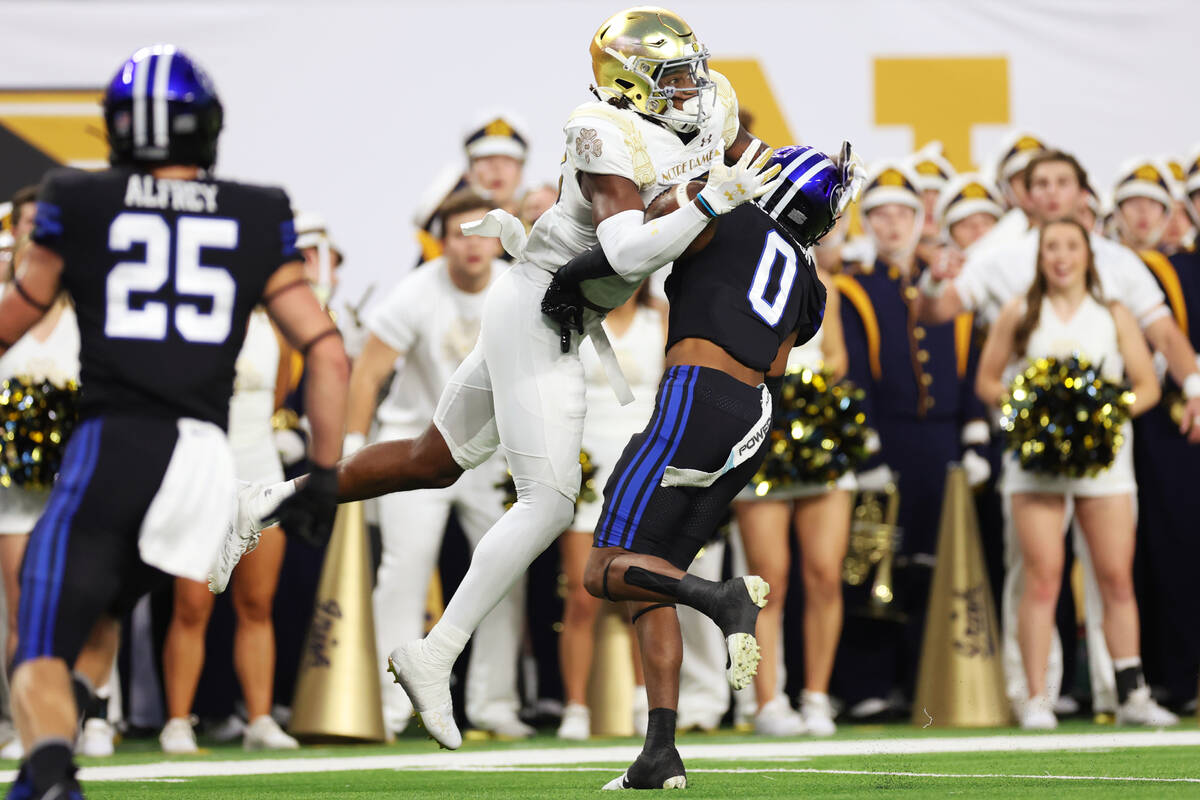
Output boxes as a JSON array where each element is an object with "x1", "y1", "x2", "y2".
[
  {"x1": 440, "y1": 480, "x2": 573, "y2": 635},
  {"x1": 423, "y1": 622, "x2": 471, "y2": 669},
  {"x1": 1113, "y1": 656, "x2": 1142, "y2": 671}
]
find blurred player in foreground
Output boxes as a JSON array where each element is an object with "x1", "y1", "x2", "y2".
[{"x1": 0, "y1": 45, "x2": 348, "y2": 800}]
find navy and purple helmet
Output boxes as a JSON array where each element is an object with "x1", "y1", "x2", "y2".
[
  {"x1": 104, "y1": 45, "x2": 224, "y2": 169},
  {"x1": 755, "y1": 143, "x2": 858, "y2": 247}
]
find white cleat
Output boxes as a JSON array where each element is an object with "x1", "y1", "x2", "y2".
[
  {"x1": 1116, "y1": 687, "x2": 1179, "y2": 727},
  {"x1": 387, "y1": 641, "x2": 461, "y2": 750},
  {"x1": 209, "y1": 481, "x2": 282, "y2": 593},
  {"x1": 243, "y1": 715, "x2": 300, "y2": 751},
  {"x1": 75, "y1": 718, "x2": 115, "y2": 757}
]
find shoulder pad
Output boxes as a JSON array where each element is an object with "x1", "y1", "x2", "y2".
[
  {"x1": 565, "y1": 103, "x2": 656, "y2": 191},
  {"x1": 709, "y1": 70, "x2": 740, "y2": 147}
]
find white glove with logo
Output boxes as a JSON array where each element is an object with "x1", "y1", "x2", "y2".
[{"x1": 696, "y1": 141, "x2": 782, "y2": 217}]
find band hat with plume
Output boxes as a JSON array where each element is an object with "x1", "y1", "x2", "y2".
[
  {"x1": 1112, "y1": 156, "x2": 1175, "y2": 209},
  {"x1": 994, "y1": 130, "x2": 1047, "y2": 183},
  {"x1": 1183, "y1": 143, "x2": 1200, "y2": 197},
  {"x1": 860, "y1": 160, "x2": 924, "y2": 215},
  {"x1": 908, "y1": 141, "x2": 956, "y2": 193},
  {"x1": 463, "y1": 111, "x2": 529, "y2": 161},
  {"x1": 935, "y1": 173, "x2": 1004, "y2": 230}
]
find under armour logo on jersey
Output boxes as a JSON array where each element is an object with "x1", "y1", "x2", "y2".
[{"x1": 576, "y1": 128, "x2": 603, "y2": 163}]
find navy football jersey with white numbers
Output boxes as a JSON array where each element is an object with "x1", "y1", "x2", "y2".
[
  {"x1": 664, "y1": 203, "x2": 826, "y2": 372},
  {"x1": 31, "y1": 167, "x2": 298, "y2": 429}
]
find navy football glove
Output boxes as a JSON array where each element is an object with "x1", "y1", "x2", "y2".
[{"x1": 273, "y1": 465, "x2": 338, "y2": 547}]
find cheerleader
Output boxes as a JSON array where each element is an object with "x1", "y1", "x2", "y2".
[
  {"x1": 160, "y1": 309, "x2": 300, "y2": 752},
  {"x1": 556, "y1": 288, "x2": 664, "y2": 740},
  {"x1": 732, "y1": 272, "x2": 851, "y2": 737},
  {"x1": 976, "y1": 218, "x2": 1177, "y2": 729}
]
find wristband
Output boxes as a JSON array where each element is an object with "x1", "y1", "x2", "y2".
[{"x1": 1184, "y1": 372, "x2": 1200, "y2": 400}]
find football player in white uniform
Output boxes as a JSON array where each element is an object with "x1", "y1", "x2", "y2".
[{"x1": 224, "y1": 6, "x2": 781, "y2": 750}]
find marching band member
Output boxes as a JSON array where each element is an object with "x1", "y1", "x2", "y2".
[{"x1": 832, "y1": 162, "x2": 988, "y2": 718}]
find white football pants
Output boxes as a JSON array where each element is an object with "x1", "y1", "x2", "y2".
[{"x1": 373, "y1": 447, "x2": 525, "y2": 731}]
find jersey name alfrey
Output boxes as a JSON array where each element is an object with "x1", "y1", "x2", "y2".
[
  {"x1": 31, "y1": 167, "x2": 298, "y2": 429},
  {"x1": 664, "y1": 204, "x2": 826, "y2": 372}
]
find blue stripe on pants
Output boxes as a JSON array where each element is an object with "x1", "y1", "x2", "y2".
[
  {"x1": 621, "y1": 367, "x2": 698, "y2": 549},
  {"x1": 609, "y1": 366, "x2": 696, "y2": 549},
  {"x1": 598, "y1": 367, "x2": 685, "y2": 547},
  {"x1": 17, "y1": 418, "x2": 101, "y2": 664}
]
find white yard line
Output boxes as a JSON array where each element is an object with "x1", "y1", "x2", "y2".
[
  {"x1": 5, "y1": 730, "x2": 1197, "y2": 783},
  {"x1": 455, "y1": 766, "x2": 1200, "y2": 784}
]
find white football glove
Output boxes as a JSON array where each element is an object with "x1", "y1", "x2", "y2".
[
  {"x1": 461, "y1": 208, "x2": 529, "y2": 261},
  {"x1": 696, "y1": 141, "x2": 782, "y2": 217}
]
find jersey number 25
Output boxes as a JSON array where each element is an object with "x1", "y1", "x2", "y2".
[
  {"x1": 747, "y1": 229, "x2": 798, "y2": 327},
  {"x1": 106, "y1": 212, "x2": 237, "y2": 344}
]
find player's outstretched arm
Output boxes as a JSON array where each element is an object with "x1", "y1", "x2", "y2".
[
  {"x1": 0, "y1": 243, "x2": 62, "y2": 354},
  {"x1": 262, "y1": 262, "x2": 351, "y2": 545},
  {"x1": 262, "y1": 262, "x2": 350, "y2": 468},
  {"x1": 580, "y1": 143, "x2": 780, "y2": 287}
]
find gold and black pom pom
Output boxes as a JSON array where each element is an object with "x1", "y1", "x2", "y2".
[
  {"x1": 0, "y1": 376, "x2": 80, "y2": 491},
  {"x1": 999, "y1": 355, "x2": 1133, "y2": 478},
  {"x1": 747, "y1": 367, "x2": 874, "y2": 497},
  {"x1": 496, "y1": 449, "x2": 600, "y2": 511}
]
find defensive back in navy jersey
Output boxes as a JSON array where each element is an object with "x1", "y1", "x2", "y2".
[
  {"x1": 664, "y1": 201, "x2": 827, "y2": 372},
  {"x1": 31, "y1": 167, "x2": 298, "y2": 429}
]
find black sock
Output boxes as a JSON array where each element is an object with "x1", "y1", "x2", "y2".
[
  {"x1": 643, "y1": 708, "x2": 676, "y2": 752},
  {"x1": 28, "y1": 739, "x2": 75, "y2": 795},
  {"x1": 621, "y1": 566, "x2": 723, "y2": 615},
  {"x1": 71, "y1": 674, "x2": 102, "y2": 725},
  {"x1": 1115, "y1": 664, "x2": 1146, "y2": 705}
]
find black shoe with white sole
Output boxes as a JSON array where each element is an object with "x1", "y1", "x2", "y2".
[{"x1": 602, "y1": 745, "x2": 687, "y2": 790}]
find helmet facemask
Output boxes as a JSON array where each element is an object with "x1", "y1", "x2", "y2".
[{"x1": 599, "y1": 46, "x2": 716, "y2": 133}]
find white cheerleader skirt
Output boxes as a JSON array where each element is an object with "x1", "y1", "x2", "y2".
[
  {"x1": 0, "y1": 486, "x2": 50, "y2": 533},
  {"x1": 1000, "y1": 421, "x2": 1136, "y2": 497},
  {"x1": 228, "y1": 390, "x2": 285, "y2": 485}
]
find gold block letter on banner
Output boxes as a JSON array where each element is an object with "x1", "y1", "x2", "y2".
[
  {"x1": 0, "y1": 91, "x2": 107, "y2": 168},
  {"x1": 874, "y1": 57, "x2": 1009, "y2": 170},
  {"x1": 708, "y1": 59, "x2": 795, "y2": 146}
]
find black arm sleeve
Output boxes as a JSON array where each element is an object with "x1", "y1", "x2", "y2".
[{"x1": 556, "y1": 243, "x2": 619, "y2": 289}]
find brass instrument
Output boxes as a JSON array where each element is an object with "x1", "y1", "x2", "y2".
[{"x1": 842, "y1": 481, "x2": 904, "y2": 620}]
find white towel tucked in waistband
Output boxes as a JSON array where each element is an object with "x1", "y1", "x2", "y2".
[{"x1": 138, "y1": 418, "x2": 237, "y2": 582}]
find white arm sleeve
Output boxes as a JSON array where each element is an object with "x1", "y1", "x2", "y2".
[{"x1": 595, "y1": 205, "x2": 710, "y2": 284}]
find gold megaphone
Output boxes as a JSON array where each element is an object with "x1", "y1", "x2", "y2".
[{"x1": 843, "y1": 481, "x2": 904, "y2": 621}]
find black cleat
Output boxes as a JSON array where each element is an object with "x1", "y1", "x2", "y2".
[
  {"x1": 602, "y1": 745, "x2": 687, "y2": 790},
  {"x1": 708, "y1": 576, "x2": 769, "y2": 690}
]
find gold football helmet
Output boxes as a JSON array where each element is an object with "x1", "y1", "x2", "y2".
[{"x1": 589, "y1": 6, "x2": 714, "y2": 132}]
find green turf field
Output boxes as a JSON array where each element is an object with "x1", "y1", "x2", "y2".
[{"x1": 9, "y1": 724, "x2": 1199, "y2": 798}]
